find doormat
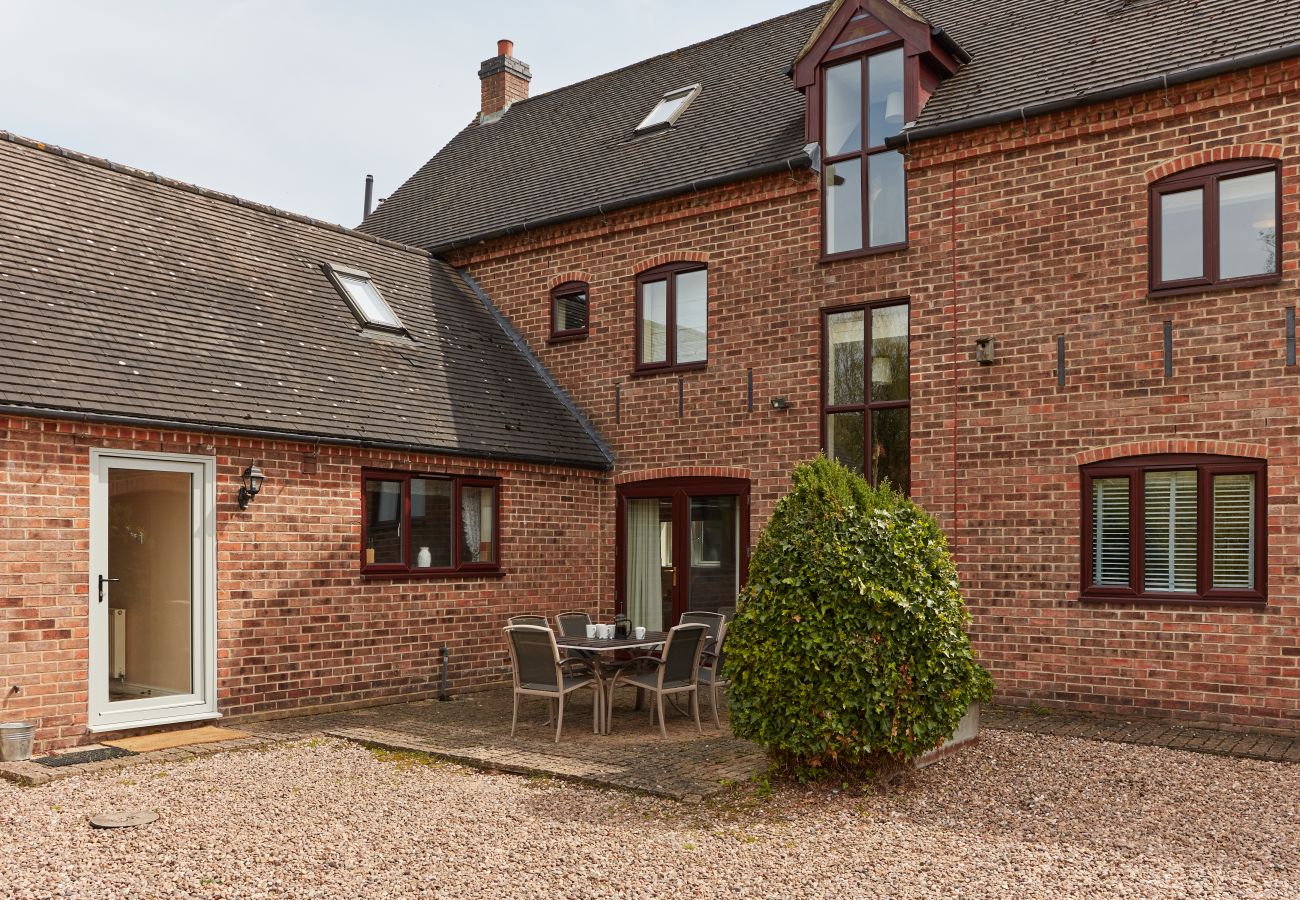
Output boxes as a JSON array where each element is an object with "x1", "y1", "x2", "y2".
[
  {"x1": 34, "y1": 746, "x2": 137, "y2": 768},
  {"x1": 103, "y1": 725, "x2": 250, "y2": 753}
]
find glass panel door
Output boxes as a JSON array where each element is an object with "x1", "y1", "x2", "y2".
[
  {"x1": 89, "y1": 451, "x2": 216, "y2": 730},
  {"x1": 625, "y1": 497, "x2": 674, "y2": 632},
  {"x1": 686, "y1": 496, "x2": 740, "y2": 619}
]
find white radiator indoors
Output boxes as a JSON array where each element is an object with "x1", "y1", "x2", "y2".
[{"x1": 110, "y1": 608, "x2": 126, "y2": 679}]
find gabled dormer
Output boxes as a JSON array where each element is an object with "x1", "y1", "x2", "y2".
[{"x1": 793, "y1": 0, "x2": 967, "y2": 260}]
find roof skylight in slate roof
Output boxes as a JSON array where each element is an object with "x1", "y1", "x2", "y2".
[
  {"x1": 636, "y1": 84, "x2": 701, "y2": 132},
  {"x1": 326, "y1": 264, "x2": 404, "y2": 331}
]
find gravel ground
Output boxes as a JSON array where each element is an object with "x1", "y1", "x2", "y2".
[{"x1": 0, "y1": 731, "x2": 1295, "y2": 899}]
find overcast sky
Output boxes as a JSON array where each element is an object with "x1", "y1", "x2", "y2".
[{"x1": 3, "y1": 1, "x2": 803, "y2": 228}]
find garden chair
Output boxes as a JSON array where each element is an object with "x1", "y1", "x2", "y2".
[
  {"x1": 508, "y1": 614, "x2": 549, "y2": 628},
  {"x1": 679, "y1": 611, "x2": 726, "y2": 647},
  {"x1": 554, "y1": 610, "x2": 592, "y2": 636},
  {"x1": 698, "y1": 620, "x2": 730, "y2": 730},
  {"x1": 605, "y1": 623, "x2": 708, "y2": 738},
  {"x1": 504, "y1": 624, "x2": 601, "y2": 741}
]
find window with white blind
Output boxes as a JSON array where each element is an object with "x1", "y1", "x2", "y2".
[{"x1": 1081, "y1": 456, "x2": 1265, "y2": 605}]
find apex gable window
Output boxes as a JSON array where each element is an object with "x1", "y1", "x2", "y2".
[
  {"x1": 1081, "y1": 455, "x2": 1266, "y2": 606},
  {"x1": 325, "y1": 264, "x2": 404, "y2": 331},
  {"x1": 362, "y1": 471, "x2": 500, "y2": 575},
  {"x1": 1151, "y1": 159, "x2": 1281, "y2": 296},
  {"x1": 637, "y1": 84, "x2": 701, "y2": 133},
  {"x1": 821, "y1": 298, "x2": 909, "y2": 490},
  {"x1": 550, "y1": 281, "x2": 589, "y2": 342},
  {"x1": 635, "y1": 263, "x2": 707, "y2": 372}
]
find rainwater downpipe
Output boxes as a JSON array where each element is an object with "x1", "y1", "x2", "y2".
[{"x1": 950, "y1": 160, "x2": 961, "y2": 546}]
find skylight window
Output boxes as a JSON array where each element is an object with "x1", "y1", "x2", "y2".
[
  {"x1": 637, "y1": 84, "x2": 701, "y2": 132},
  {"x1": 325, "y1": 264, "x2": 403, "y2": 331}
]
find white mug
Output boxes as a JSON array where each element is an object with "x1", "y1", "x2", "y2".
[
  {"x1": 585, "y1": 624, "x2": 596, "y2": 639},
  {"x1": 601, "y1": 624, "x2": 613, "y2": 639},
  {"x1": 634, "y1": 626, "x2": 646, "y2": 640}
]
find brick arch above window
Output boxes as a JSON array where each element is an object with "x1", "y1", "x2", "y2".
[
  {"x1": 633, "y1": 251, "x2": 709, "y2": 274},
  {"x1": 1076, "y1": 439, "x2": 1268, "y2": 467},
  {"x1": 614, "y1": 466, "x2": 749, "y2": 485},
  {"x1": 1144, "y1": 143, "x2": 1284, "y2": 184},
  {"x1": 549, "y1": 272, "x2": 595, "y2": 290}
]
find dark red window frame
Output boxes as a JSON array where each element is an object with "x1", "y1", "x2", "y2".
[
  {"x1": 819, "y1": 296, "x2": 910, "y2": 492},
  {"x1": 818, "y1": 36, "x2": 910, "y2": 262},
  {"x1": 633, "y1": 262, "x2": 707, "y2": 374},
  {"x1": 549, "y1": 281, "x2": 590, "y2": 343},
  {"x1": 1080, "y1": 454, "x2": 1266, "y2": 607},
  {"x1": 360, "y1": 469, "x2": 502, "y2": 578},
  {"x1": 1150, "y1": 159, "x2": 1282, "y2": 298}
]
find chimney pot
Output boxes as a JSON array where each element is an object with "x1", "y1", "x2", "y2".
[{"x1": 497, "y1": 39, "x2": 513, "y2": 57}]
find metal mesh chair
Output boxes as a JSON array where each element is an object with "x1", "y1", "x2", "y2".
[
  {"x1": 679, "y1": 611, "x2": 726, "y2": 641},
  {"x1": 504, "y1": 625, "x2": 601, "y2": 741},
  {"x1": 508, "y1": 614, "x2": 550, "y2": 628},
  {"x1": 555, "y1": 610, "x2": 592, "y2": 636},
  {"x1": 698, "y1": 620, "x2": 730, "y2": 729},
  {"x1": 605, "y1": 623, "x2": 708, "y2": 738}
]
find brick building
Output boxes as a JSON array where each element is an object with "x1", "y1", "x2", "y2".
[{"x1": 4, "y1": 0, "x2": 1299, "y2": 750}]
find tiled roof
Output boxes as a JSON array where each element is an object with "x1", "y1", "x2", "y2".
[
  {"x1": 361, "y1": 1, "x2": 1300, "y2": 251},
  {"x1": 907, "y1": 0, "x2": 1300, "y2": 134},
  {"x1": 0, "y1": 132, "x2": 611, "y2": 470},
  {"x1": 356, "y1": 4, "x2": 829, "y2": 251}
]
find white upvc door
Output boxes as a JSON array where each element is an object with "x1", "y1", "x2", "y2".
[{"x1": 88, "y1": 449, "x2": 218, "y2": 731}]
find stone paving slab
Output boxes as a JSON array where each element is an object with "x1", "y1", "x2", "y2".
[{"x1": 984, "y1": 704, "x2": 1300, "y2": 763}]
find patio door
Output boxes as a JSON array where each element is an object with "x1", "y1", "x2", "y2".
[
  {"x1": 88, "y1": 450, "x2": 217, "y2": 731},
  {"x1": 617, "y1": 477, "x2": 749, "y2": 631}
]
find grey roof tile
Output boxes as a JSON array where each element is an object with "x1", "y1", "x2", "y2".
[{"x1": 0, "y1": 132, "x2": 611, "y2": 470}]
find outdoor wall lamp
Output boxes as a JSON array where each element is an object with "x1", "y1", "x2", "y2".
[
  {"x1": 770, "y1": 396, "x2": 790, "y2": 411},
  {"x1": 238, "y1": 464, "x2": 266, "y2": 510},
  {"x1": 974, "y1": 337, "x2": 996, "y2": 366}
]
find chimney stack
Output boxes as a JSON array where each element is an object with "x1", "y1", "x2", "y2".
[{"x1": 478, "y1": 38, "x2": 531, "y2": 122}]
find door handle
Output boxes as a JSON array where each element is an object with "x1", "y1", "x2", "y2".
[{"x1": 98, "y1": 575, "x2": 120, "y2": 604}]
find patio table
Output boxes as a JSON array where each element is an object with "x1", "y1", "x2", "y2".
[{"x1": 554, "y1": 632, "x2": 667, "y2": 734}]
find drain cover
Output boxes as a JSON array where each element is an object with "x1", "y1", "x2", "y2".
[
  {"x1": 34, "y1": 746, "x2": 136, "y2": 768},
  {"x1": 90, "y1": 809, "x2": 159, "y2": 829}
]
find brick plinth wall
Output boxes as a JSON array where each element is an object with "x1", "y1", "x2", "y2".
[
  {"x1": 446, "y1": 58, "x2": 1300, "y2": 733},
  {"x1": 0, "y1": 416, "x2": 606, "y2": 751}
]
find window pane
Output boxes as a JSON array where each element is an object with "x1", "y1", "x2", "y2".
[
  {"x1": 871, "y1": 406, "x2": 909, "y2": 491},
  {"x1": 1219, "y1": 172, "x2": 1277, "y2": 279},
  {"x1": 826, "y1": 411, "x2": 865, "y2": 475},
  {"x1": 639, "y1": 279, "x2": 668, "y2": 364},
  {"x1": 688, "y1": 496, "x2": 740, "y2": 616},
  {"x1": 675, "y1": 269, "x2": 708, "y2": 364},
  {"x1": 338, "y1": 273, "x2": 402, "y2": 329},
  {"x1": 826, "y1": 158, "x2": 863, "y2": 254},
  {"x1": 868, "y1": 151, "x2": 906, "y2": 247},
  {"x1": 826, "y1": 310, "x2": 865, "y2": 406},
  {"x1": 868, "y1": 48, "x2": 905, "y2": 147},
  {"x1": 1143, "y1": 470, "x2": 1197, "y2": 592},
  {"x1": 870, "y1": 304, "x2": 908, "y2": 402},
  {"x1": 364, "y1": 480, "x2": 403, "y2": 565},
  {"x1": 1160, "y1": 189, "x2": 1204, "y2": 282},
  {"x1": 460, "y1": 485, "x2": 495, "y2": 564},
  {"x1": 410, "y1": 478, "x2": 453, "y2": 569},
  {"x1": 554, "y1": 290, "x2": 588, "y2": 332},
  {"x1": 1212, "y1": 473, "x2": 1255, "y2": 589},
  {"x1": 1092, "y1": 477, "x2": 1130, "y2": 586},
  {"x1": 824, "y1": 60, "x2": 862, "y2": 157}
]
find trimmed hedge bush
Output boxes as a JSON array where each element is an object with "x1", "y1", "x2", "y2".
[{"x1": 725, "y1": 457, "x2": 991, "y2": 779}]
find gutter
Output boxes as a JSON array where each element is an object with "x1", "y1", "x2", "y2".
[
  {"x1": 430, "y1": 151, "x2": 813, "y2": 255},
  {"x1": 889, "y1": 42, "x2": 1300, "y2": 147},
  {"x1": 456, "y1": 270, "x2": 615, "y2": 469},
  {"x1": 0, "y1": 403, "x2": 611, "y2": 472}
]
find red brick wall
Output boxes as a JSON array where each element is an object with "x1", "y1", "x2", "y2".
[
  {"x1": 0, "y1": 416, "x2": 606, "y2": 750},
  {"x1": 447, "y1": 59, "x2": 1300, "y2": 732}
]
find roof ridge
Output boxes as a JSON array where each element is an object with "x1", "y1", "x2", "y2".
[
  {"x1": 482, "y1": 2, "x2": 828, "y2": 120},
  {"x1": 0, "y1": 129, "x2": 431, "y2": 259}
]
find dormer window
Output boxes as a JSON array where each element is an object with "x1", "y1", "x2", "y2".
[
  {"x1": 791, "y1": 2, "x2": 967, "y2": 261},
  {"x1": 325, "y1": 264, "x2": 404, "y2": 331},
  {"x1": 637, "y1": 84, "x2": 701, "y2": 132}
]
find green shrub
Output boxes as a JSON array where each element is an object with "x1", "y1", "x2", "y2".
[{"x1": 725, "y1": 457, "x2": 992, "y2": 780}]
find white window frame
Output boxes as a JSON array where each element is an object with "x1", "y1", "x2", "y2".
[
  {"x1": 325, "y1": 263, "x2": 405, "y2": 332},
  {"x1": 637, "y1": 84, "x2": 702, "y2": 132}
]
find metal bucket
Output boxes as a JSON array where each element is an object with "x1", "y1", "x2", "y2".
[{"x1": 0, "y1": 722, "x2": 36, "y2": 762}]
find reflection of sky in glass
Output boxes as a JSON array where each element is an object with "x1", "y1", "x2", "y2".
[
  {"x1": 868, "y1": 151, "x2": 906, "y2": 247},
  {"x1": 827, "y1": 310, "x2": 864, "y2": 406},
  {"x1": 1160, "y1": 189, "x2": 1203, "y2": 282},
  {"x1": 824, "y1": 60, "x2": 861, "y2": 157},
  {"x1": 868, "y1": 48, "x2": 904, "y2": 147},
  {"x1": 675, "y1": 269, "x2": 708, "y2": 363},
  {"x1": 1219, "y1": 173, "x2": 1276, "y2": 279},
  {"x1": 826, "y1": 159, "x2": 863, "y2": 253},
  {"x1": 640, "y1": 280, "x2": 667, "y2": 363},
  {"x1": 871, "y1": 304, "x2": 908, "y2": 401}
]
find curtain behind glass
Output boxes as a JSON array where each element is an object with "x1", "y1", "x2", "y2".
[{"x1": 627, "y1": 499, "x2": 663, "y2": 631}]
